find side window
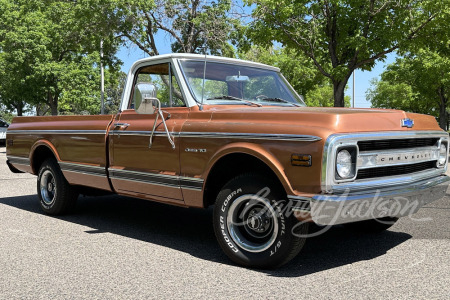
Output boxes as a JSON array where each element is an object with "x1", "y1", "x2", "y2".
[{"x1": 130, "y1": 63, "x2": 186, "y2": 109}]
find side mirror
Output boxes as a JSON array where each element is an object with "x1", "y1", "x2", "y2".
[{"x1": 134, "y1": 82, "x2": 159, "y2": 114}]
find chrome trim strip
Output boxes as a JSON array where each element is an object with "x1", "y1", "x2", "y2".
[
  {"x1": 180, "y1": 132, "x2": 321, "y2": 141},
  {"x1": 7, "y1": 155, "x2": 30, "y2": 166},
  {"x1": 321, "y1": 131, "x2": 449, "y2": 193},
  {"x1": 110, "y1": 130, "x2": 178, "y2": 137},
  {"x1": 108, "y1": 168, "x2": 204, "y2": 191},
  {"x1": 59, "y1": 162, "x2": 107, "y2": 177},
  {"x1": 7, "y1": 130, "x2": 107, "y2": 135},
  {"x1": 109, "y1": 130, "x2": 321, "y2": 142}
]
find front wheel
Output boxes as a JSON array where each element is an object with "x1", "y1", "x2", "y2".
[
  {"x1": 37, "y1": 158, "x2": 78, "y2": 215},
  {"x1": 213, "y1": 173, "x2": 308, "y2": 269}
]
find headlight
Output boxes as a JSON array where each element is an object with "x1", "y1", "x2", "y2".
[
  {"x1": 336, "y1": 149, "x2": 354, "y2": 179},
  {"x1": 437, "y1": 142, "x2": 447, "y2": 168}
]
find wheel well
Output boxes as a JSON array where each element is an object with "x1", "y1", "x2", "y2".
[
  {"x1": 32, "y1": 146, "x2": 57, "y2": 174},
  {"x1": 203, "y1": 153, "x2": 284, "y2": 208}
]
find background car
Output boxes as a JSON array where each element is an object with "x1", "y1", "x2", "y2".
[{"x1": 0, "y1": 119, "x2": 9, "y2": 145}]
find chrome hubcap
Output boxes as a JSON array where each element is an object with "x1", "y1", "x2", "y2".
[
  {"x1": 40, "y1": 170, "x2": 56, "y2": 205},
  {"x1": 227, "y1": 195, "x2": 278, "y2": 253}
]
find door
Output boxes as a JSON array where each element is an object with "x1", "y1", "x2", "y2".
[{"x1": 108, "y1": 62, "x2": 189, "y2": 204}]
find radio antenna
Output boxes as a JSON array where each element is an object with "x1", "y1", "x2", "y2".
[{"x1": 200, "y1": 44, "x2": 207, "y2": 111}]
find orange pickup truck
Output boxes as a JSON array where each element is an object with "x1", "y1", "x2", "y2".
[{"x1": 6, "y1": 54, "x2": 450, "y2": 268}]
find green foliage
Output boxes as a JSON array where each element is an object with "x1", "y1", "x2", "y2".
[
  {"x1": 121, "y1": 0, "x2": 241, "y2": 57},
  {"x1": 0, "y1": 103, "x2": 14, "y2": 123},
  {"x1": 240, "y1": 46, "x2": 326, "y2": 97},
  {"x1": 0, "y1": 0, "x2": 123, "y2": 115},
  {"x1": 239, "y1": 45, "x2": 350, "y2": 107},
  {"x1": 367, "y1": 80, "x2": 417, "y2": 111},
  {"x1": 368, "y1": 48, "x2": 450, "y2": 129},
  {"x1": 247, "y1": 0, "x2": 449, "y2": 107},
  {"x1": 104, "y1": 71, "x2": 128, "y2": 115},
  {"x1": 305, "y1": 84, "x2": 351, "y2": 107}
]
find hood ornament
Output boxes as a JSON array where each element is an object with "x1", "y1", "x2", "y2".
[{"x1": 401, "y1": 118, "x2": 414, "y2": 128}]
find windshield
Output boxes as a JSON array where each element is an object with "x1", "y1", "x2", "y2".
[{"x1": 179, "y1": 60, "x2": 306, "y2": 106}]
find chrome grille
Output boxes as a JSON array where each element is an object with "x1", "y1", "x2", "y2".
[
  {"x1": 356, "y1": 161, "x2": 437, "y2": 180},
  {"x1": 357, "y1": 138, "x2": 439, "y2": 151},
  {"x1": 322, "y1": 131, "x2": 448, "y2": 193}
]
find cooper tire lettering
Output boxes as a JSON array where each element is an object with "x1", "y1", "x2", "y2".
[{"x1": 213, "y1": 173, "x2": 308, "y2": 269}]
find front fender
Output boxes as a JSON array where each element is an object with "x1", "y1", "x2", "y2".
[{"x1": 203, "y1": 142, "x2": 295, "y2": 195}]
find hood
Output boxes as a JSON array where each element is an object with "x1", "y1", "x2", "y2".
[{"x1": 207, "y1": 106, "x2": 440, "y2": 132}]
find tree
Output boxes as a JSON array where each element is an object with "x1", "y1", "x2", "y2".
[
  {"x1": 240, "y1": 46, "x2": 325, "y2": 96},
  {"x1": 0, "y1": 103, "x2": 14, "y2": 123},
  {"x1": 104, "y1": 71, "x2": 128, "y2": 114},
  {"x1": 368, "y1": 49, "x2": 450, "y2": 129},
  {"x1": 305, "y1": 84, "x2": 350, "y2": 107},
  {"x1": 121, "y1": 0, "x2": 241, "y2": 57},
  {"x1": 248, "y1": 0, "x2": 449, "y2": 107},
  {"x1": 0, "y1": 0, "x2": 123, "y2": 115},
  {"x1": 240, "y1": 45, "x2": 350, "y2": 106}
]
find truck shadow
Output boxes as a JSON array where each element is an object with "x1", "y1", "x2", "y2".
[{"x1": 0, "y1": 194, "x2": 411, "y2": 277}]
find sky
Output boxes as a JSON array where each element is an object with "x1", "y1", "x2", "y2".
[{"x1": 116, "y1": 37, "x2": 397, "y2": 109}]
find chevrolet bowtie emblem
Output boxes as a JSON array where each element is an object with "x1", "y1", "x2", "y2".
[{"x1": 401, "y1": 118, "x2": 414, "y2": 128}]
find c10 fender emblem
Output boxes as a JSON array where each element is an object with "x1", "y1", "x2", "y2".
[{"x1": 185, "y1": 148, "x2": 207, "y2": 153}]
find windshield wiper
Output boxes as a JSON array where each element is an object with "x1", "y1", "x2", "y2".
[
  {"x1": 207, "y1": 95, "x2": 262, "y2": 107},
  {"x1": 260, "y1": 97, "x2": 301, "y2": 107}
]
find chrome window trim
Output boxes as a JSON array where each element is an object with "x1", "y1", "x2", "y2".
[
  {"x1": 177, "y1": 58, "x2": 304, "y2": 106},
  {"x1": 321, "y1": 131, "x2": 449, "y2": 193},
  {"x1": 120, "y1": 54, "x2": 280, "y2": 110}
]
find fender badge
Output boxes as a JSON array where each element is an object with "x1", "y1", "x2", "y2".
[
  {"x1": 185, "y1": 148, "x2": 206, "y2": 153},
  {"x1": 401, "y1": 118, "x2": 414, "y2": 128}
]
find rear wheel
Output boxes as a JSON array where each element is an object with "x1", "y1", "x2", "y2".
[
  {"x1": 37, "y1": 158, "x2": 78, "y2": 215},
  {"x1": 213, "y1": 173, "x2": 308, "y2": 269},
  {"x1": 344, "y1": 217, "x2": 398, "y2": 233}
]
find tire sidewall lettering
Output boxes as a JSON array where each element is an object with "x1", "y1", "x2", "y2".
[
  {"x1": 221, "y1": 188, "x2": 242, "y2": 212},
  {"x1": 218, "y1": 187, "x2": 287, "y2": 259}
]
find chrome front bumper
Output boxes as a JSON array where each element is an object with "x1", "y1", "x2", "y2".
[{"x1": 308, "y1": 175, "x2": 450, "y2": 225}]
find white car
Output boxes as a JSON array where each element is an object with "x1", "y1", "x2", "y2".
[{"x1": 0, "y1": 119, "x2": 8, "y2": 144}]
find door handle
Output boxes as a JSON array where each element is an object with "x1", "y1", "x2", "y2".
[{"x1": 114, "y1": 123, "x2": 129, "y2": 129}]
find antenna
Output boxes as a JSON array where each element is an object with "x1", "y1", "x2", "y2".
[{"x1": 199, "y1": 44, "x2": 207, "y2": 111}]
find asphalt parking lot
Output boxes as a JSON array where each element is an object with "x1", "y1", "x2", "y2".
[{"x1": 1, "y1": 145, "x2": 449, "y2": 299}]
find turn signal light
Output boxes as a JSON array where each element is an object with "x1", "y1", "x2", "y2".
[{"x1": 291, "y1": 154, "x2": 311, "y2": 167}]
